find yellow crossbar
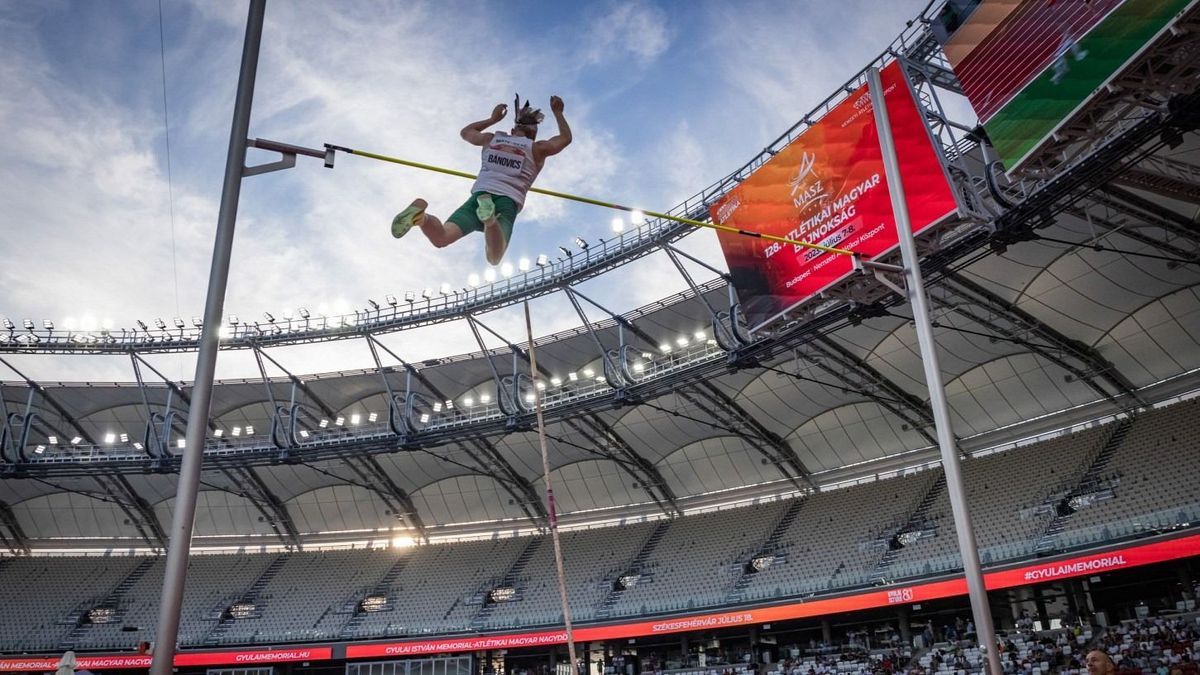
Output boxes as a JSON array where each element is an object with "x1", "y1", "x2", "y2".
[{"x1": 325, "y1": 144, "x2": 856, "y2": 257}]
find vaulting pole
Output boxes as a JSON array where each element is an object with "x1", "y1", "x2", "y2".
[
  {"x1": 524, "y1": 300, "x2": 578, "y2": 674},
  {"x1": 150, "y1": 2, "x2": 265, "y2": 672},
  {"x1": 868, "y1": 66, "x2": 1002, "y2": 675}
]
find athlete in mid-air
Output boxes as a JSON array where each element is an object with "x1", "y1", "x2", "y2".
[{"x1": 391, "y1": 94, "x2": 572, "y2": 265}]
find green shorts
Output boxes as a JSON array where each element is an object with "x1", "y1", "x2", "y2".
[{"x1": 448, "y1": 192, "x2": 519, "y2": 243}]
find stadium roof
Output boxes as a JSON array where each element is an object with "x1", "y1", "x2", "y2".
[{"x1": 1, "y1": 2, "x2": 1198, "y2": 553}]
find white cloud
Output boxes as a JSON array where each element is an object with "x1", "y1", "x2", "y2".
[{"x1": 580, "y1": 1, "x2": 673, "y2": 65}]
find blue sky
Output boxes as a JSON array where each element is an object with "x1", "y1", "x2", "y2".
[{"x1": 0, "y1": 0, "x2": 931, "y2": 381}]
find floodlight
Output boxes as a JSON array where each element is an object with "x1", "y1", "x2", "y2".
[
  {"x1": 444, "y1": 400, "x2": 454, "y2": 410},
  {"x1": 367, "y1": 412, "x2": 378, "y2": 422},
  {"x1": 282, "y1": 308, "x2": 293, "y2": 320},
  {"x1": 299, "y1": 429, "x2": 310, "y2": 438},
  {"x1": 582, "y1": 367, "x2": 595, "y2": 378},
  {"x1": 154, "y1": 318, "x2": 167, "y2": 329},
  {"x1": 47, "y1": 436, "x2": 58, "y2": 445},
  {"x1": 550, "y1": 377, "x2": 562, "y2": 386},
  {"x1": 228, "y1": 315, "x2": 240, "y2": 326},
  {"x1": 467, "y1": 273, "x2": 481, "y2": 287},
  {"x1": 173, "y1": 317, "x2": 185, "y2": 329},
  {"x1": 42, "y1": 319, "x2": 54, "y2": 330},
  {"x1": 214, "y1": 429, "x2": 224, "y2": 438},
  {"x1": 350, "y1": 414, "x2": 361, "y2": 425},
  {"x1": 536, "y1": 381, "x2": 546, "y2": 391},
  {"x1": 319, "y1": 419, "x2": 329, "y2": 428},
  {"x1": 298, "y1": 307, "x2": 310, "y2": 318},
  {"x1": 23, "y1": 319, "x2": 34, "y2": 330},
  {"x1": 335, "y1": 416, "x2": 345, "y2": 426},
  {"x1": 421, "y1": 288, "x2": 433, "y2": 299},
  {"x1": 518, "y1": 257, "x2": 531, "y2": 272},
  {"x1": 695, "y1": 330, "x2": 707, "y2": 341},
  {"x1": 192, "y1": 316, "x2": 203, "y2": 327},
  {"x1": 633, "y1": 362, "x2": 645, "y2": 372},
  {"x1": 232, "y1": 427, "x2": 242, "y2": 437},
  {"x1": 136, "y1": 320, "x2": 148, "y2": 331},
  {"x1": 558, "y1": 246, "x2": 572, "y2": 258},
  {"x1": 404, "y1": 291, "x2": 416, "y2": 302},
  {"x1": 103, "y1": 433, "x2": 115, "y2": 444},
  {"x1": 385, "y1": 295, "x2": 397, "y2": 306},
  {"x1": 34, "y1": 445, "x2": 46, "y2": 454},
  {"x1": 536, "y1": 254, "x2": 550, "y2": 267},
  {"x1": 176, "y1": 439, "x2": 186, "y2": 449},
  {"x1": 463, "y1": 396, "x2": 475, "y2": 407},
  {"x1": 119, "y1": 433, "x2": 128, "y2": 443},
  {"x1": 524, "y1": 393, "x2": 535, "y2": 403},
  {"x1": 419, "y1": 413, "x2": 430, "y2": 423},
  {"x1": 367, "y1": 299, "x2": 380, "y2": 311},
  {"x1": 431, "y1": 402, "x2": 442, "y2": 413},
  {"x1": 568, "y1": 372, "x2": 578, "y2": 382},
  {"x1": 439, "y1": 282, "x2": 452, "y2": 295},
  {"x1": 676, "y1": 336, "x2": 689, "y2": 347},
  {"x1": 611, "y1": 217, "x2": 625, "y2": 233},
  {"x1": 244, "y1": 425, "x2": 254, "y2": 435},
  {"x1": 484, "y1": 268, "x2": 497, "y2": 283},
  {"x1": 133, "y1": 442, "x2": 144, "y2": 451},
  {"x1": 659, "y1": 343, "x2": 672, "y2": 353},
  {"x1": 2, "y1": 318, "x2": 13, "y2": 330},
  {"x1": 630, "y1": 209, "x2": 645, "y2": 225},
  {"x1": 500, "y1": 263, "x2": 513, "y2": 278},
  {"x1": 574, "y1": 237, "x2": 589, "y2": 250},
  {"x1": 70, "y1": 436, "x2": 82, "y2": 445}
]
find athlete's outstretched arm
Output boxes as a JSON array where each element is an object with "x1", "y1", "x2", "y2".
[
  {"x1": 461, "y1": 104, "x2": 507, "y2": 146},
  {"x1": 536, "y1": 96, "x2": 571, "y2": 159}
]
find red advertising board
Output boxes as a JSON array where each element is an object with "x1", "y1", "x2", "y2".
[
  {"x1": 2, "y1": 534, "x2": 1196, "y2": 670},
  {"x1": 0, "y1": 648, "x2": 332, "y2": 672},
  {"x1": 710, "y1": 60, "x2": 958, "y2": 331}
]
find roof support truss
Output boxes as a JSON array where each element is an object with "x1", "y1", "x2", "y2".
[
  {"x1": 220, "y1": 465, "x2": 303, "y2": 550},
  {"x1": 456, "y1": 437, "x2": 549, "y2": 527},
  {"x1": 340, "y1": 454, "x2": 428, "y2": 542},
  {"x1": 0, "y1": 500, "x2": 31, "y2": 555},
  {"x1": 801, "y1": 336, "x2": 938, "y2": 444},
  {"x1": 676, "y1": 381, "x2": 814, "y2": 491},
  {"x1": 93, "y1": 473, "x2": 167, "y2": 551},
  {"x1": 561, "y1": 415, "x2": 681, "y2": 517},
  {"x1": 939, "y1": 272, "x2": 1141, "y2": 405}
]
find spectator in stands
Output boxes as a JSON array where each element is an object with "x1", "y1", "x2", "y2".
[
  {"x1": 56, "y1": 651, "x2": 77, "y2": 675},
  {"x1": 1087, "y1": 650, "x2": 1116, "y2": 675}
]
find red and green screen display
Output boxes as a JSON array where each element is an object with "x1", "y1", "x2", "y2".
[{"x1": 935, "y1": 0, "x2": 1195, "y2": 169}]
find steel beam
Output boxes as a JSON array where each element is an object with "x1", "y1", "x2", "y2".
[
  {"x1": 677, "y1": 381, "x2": 814, "y2": 490},
  {"x1": 220, "y1": 465, "x2": 302, "y2": 550},
  {"x1": 0, "y1": 500, "x2": 30, "y2": 555},
  {"x1": 939, "y1": 272, "x2": 1141, "y2": 404},
  {"x1": 456, "y1": 437, "x2": 548, "y2": 526},
  {"x1": 340, "y1": 454, "x2": 428, "y2": 542},
  {"x1": 561, "y1": 415, "x2": 681, "y2": 517},
  {"x1": 802, "y1": 336, "x2": 937, "y2": 444},
  {"x1": 93, "y1": 473, "x2": 167, "y2": 550},
  {"x1": 1096, "y1": 184, "x2": 1200, "y2": 243}
]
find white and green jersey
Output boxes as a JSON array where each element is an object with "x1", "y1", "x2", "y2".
[{"x1": 472, "y1": 132, "x2": 539, "y2": 208}]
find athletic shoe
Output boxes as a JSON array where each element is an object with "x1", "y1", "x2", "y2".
[
  {"x1": 476, "y1": 193, "x2": 496, "y2": 225},
  {"x1": 392, "y1": 201, "x2": 425, "y2": 239}
]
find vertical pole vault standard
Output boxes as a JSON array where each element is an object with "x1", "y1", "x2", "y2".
[
  {"x1": 150, "y1": 2, "x2": 266, "y2": 673},
  {"x1": 868, "y1": 67, "x2": 1003, "y2": 675},
  {"x1": 524, "y1": 301, "x2": 578, "y2": 674}
]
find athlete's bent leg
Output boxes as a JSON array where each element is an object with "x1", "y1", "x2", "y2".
[{"x1": 484, "y1": 220, "x2": 509, "y2": 265}]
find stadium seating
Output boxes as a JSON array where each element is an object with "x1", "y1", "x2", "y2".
[{"x1": 0, "y1": 401, "x2": 1196, "y2": 654}]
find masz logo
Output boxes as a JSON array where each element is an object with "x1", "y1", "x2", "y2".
[
  {"x1": 886, "y1": 588, "x2": 914, "y2": 604},
  {"x1": 789, "y1": 152, "x2": 828, "y2": 212}
]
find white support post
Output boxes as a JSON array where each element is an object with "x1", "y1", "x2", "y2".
[{"x1": 868, "y1": 66, "x2": 1003, "y2": 675}]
